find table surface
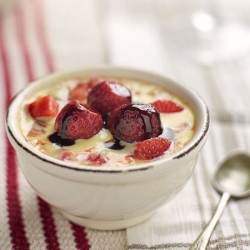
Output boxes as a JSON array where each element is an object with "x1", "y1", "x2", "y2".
[{"x1": 1, "y1": 0, "x2": 250, "y2": 249}]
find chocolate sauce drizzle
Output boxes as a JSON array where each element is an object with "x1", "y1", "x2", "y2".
[
  {"x1": 105, "y1": 139, "x2": 125, "y2": 150},
  {"x1": 102, "y1": 113, "x2": 108, "y2": 129},
  {"x1": 48, "y1": 132, "x2": 75, "y2": 146},
  {"x1": 48, "y1": 127, "x2": 174, "y2": 149}
]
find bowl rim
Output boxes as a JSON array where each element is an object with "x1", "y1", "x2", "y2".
[{"x1": 6, "y1": 65, "x2": 210, "y2": 173}]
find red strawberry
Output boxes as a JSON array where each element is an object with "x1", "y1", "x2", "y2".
[
  {"x1": 69, "y1": 77, "x2": 104, "y2": 101},
  {"x1": 87, "y1": 80, "x2": 131, "y2": 114},
  {"x1": 69, "y1": 83, "x2": 89, "y2": 101},
  {"x1": 60, "y1": 150, "x2": 76, "y2": 161},
  {"x1": 152, "y1": 100, "x2": 183, "y2": 113},
  {"x1": 87, "y1": 77, "x2": 105, "y2": 88},
  {"x1": 28, "y1": 95, "x2": 59, "y2": 118},
  {"x1": 86, "y1": 152, "x2": 107, "y2": 166},
  {"x1": 107, "y1": 103, "x2": 162, "y2": 143},
  {"x1": 55, "y1": 100, "x2": 103, "y2": 140},
  {"x1": 134, "y1": 137, "x2": 171, "y2": 160}
]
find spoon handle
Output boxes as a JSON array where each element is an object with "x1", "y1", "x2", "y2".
[{"x1": 189, "y1": 192, "x2": 231, "y2": 250}]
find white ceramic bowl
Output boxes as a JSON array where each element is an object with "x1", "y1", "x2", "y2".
[{"x1": 6, "y1": 66, "x2": 210, "y2": 230}]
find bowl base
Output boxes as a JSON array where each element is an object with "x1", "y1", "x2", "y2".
[{"x1": 61, "y1": 211, "x2": 153, "y2": 230}]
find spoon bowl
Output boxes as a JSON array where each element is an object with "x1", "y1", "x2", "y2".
[
  {"x1": 212, "y1": 151, "x2": 250, "y2": 198},
  {"x1": 190, "y1": 150, "x2": 250, "y2": 250}
]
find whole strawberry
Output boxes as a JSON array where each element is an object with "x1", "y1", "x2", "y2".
[
  {"x1": 134, "y1": 137, "x2": 171, "y2": 160},
  {"x1": 107, "y1": 103, "x2": 162, "y2": 143},
  {"x1": 87, "y1": 80, "x2": 131, "y2": 114},
  {"x1": 55, "y1": 100, "x2": 103, "y2": 140}
]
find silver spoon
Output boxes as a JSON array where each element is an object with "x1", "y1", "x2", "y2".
[{"x1": 189, "y1": 150, "x2": 250, "y2": 250}]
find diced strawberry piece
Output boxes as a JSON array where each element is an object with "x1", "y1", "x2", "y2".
[
  {"x1": 68, "y1": 78, "x2": 104, "y2": 101},
  {"x1": 107, "y1": 103, "x2": 162, "y2": 143},
  {"x1": 28, "y1": 95, "x2": 59, "y2": 118},
  {"x1": 69, "y1": 83, "x2": 89, "y2": 101},
  {"x1": 87, "y1": 77, "x2": 104, "y2": 88},
  {"x1": 87, "y1": 80, "x2": 131, "y2": 114},
  {"x1": 134, "y1": 137, "x2": 171, "y2": 160},
  {"x1": 86, "y1": 152, "x2": 107, "y2": 166},
  {"x1": 152, "y1": 100, "x2": 183, "y2": 113},
  {"x1": 55, "y1": 100, "x2": 103, "y2": 140},
  {"x1": 61, "y1": 150, "x2": 76, "y2": 161}
]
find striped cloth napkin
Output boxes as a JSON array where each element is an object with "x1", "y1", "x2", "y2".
[
  {"x1": 0, "y1": 0, "x2": 126, "y2": 249},
  {"x1": 1, "y1": 0, "x2": 250, "y2": 250},
  {"x1": 105, "y1": 1, "x2": 250, "y2": 249},
  {"x1": 127, "y1": 121, "x2": 250, "y2": 249}
]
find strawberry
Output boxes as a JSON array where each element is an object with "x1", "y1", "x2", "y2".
[
  {"x1": 69, "y1": 83, "x2": 89, "y2": 101},
  {"x1": 69, "y1": 77, "x2": 104, "y2": 101},
  {"x1": 134, "y1": 137, "x2": 171, "y2": 160},
  {"x1": 107, "y1": 103, "x2": 162, "y2": 143},
  {"x1": 60, "y1": 150, "x2": 76, "y2": 161},
  {"x1": 86, "y1": 152, "x2": 107, "y2": 166},
  {"x1": 87, "y1": 77, "x2": 105, "y2": 88},
  {"x1": 55, "y1": 100, "x2": 103, "y2": 140},
  {"x1": 152, "y1": 100, "x2": 183, "y2": 113},
  {"x1": 28, "y1": 95, "x2": 59, "y2": 118},
  {"x1": 87, "y1": 80, "x2": 131, "y2": 114}
]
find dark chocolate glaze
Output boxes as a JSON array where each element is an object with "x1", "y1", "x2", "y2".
[
  {"x1": 48, "y1": 132, "x2": 75, "y2": 146},
  {"x1": 108, "y1": 103, "x2": 162, "y2": 143},
  {"x1": 105, "y1": 139, "x2": 125, "y2": 150},
  {"x1": 102, "y1": 113, "x2": 108, "y2": 129}
]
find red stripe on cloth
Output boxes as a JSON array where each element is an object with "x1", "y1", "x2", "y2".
[
  {"x1": 32, "y1": 0, "x2": 91, "y2": 249},
  {"x1": 0, "y1": 15, "x2": 30, "y2": 250},
  {"x1": 32, "y1": 0, "x2": 55, "y2": 73},
  {"x1": 15, "y1": 5, "x2": 35, "y2": 82},
  {"x1": 37, "y1": 198, "x2": 61, "y2": 250},
  {"x1": 71, "y1": 224, "x2": 90, "y2": 250},
  {"x1": 14, "y1": 3, "x2": 62, "y2": 249}
]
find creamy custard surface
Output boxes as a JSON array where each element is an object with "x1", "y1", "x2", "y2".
[{"x1": 19, "y1": 77, "x2": 195, "y2": 167}]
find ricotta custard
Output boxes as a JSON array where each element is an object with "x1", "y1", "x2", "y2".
[{"x1": 19, "y1": 76, "x2": 195, "y2": 167}]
